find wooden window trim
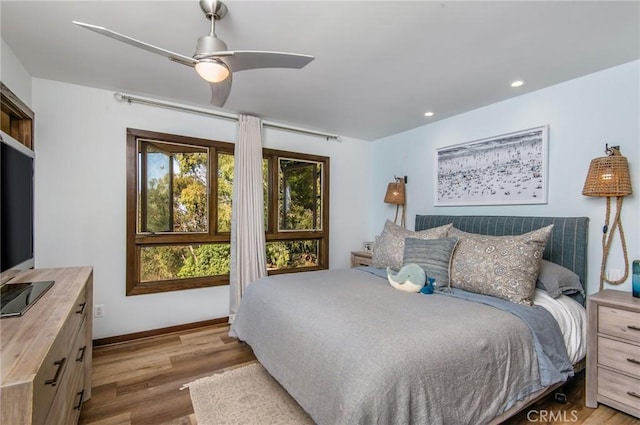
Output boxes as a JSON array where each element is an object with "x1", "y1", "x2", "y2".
[
  {"x1": 126, "y1": 128, "x2": 234, "y2": 295},
  {"x1": 126, "y1": 129, "x2": 330, "y2": 295},
  {"x1": 264, "y1": 148, "x2": 330, "y2": 273}
]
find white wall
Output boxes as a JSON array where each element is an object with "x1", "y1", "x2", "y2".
[
  {"x1": 32, "y1": 79, "x2": 372, "y2": 338},
  {"x1": 7, "y1": 29, "x2": 638, "y2": 336},
  {"x1": 371, "y1": 60, "x2": 640, "y2": 295},
  {"x1": 1, "y1": 39, "x2": 32, "y2": 108}
]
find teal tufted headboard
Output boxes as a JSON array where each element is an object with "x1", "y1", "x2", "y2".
[{"x1": 415, "y1": 215, "x2": 589, "y2": 304}]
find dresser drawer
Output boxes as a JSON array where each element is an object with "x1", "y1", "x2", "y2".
[
  {"x1": 44, "y1": 321, "x2": 87, "y2": 425},
  {"x1": 32, "y1": 326, "x2": 75, "y2": 424},
  {"x1": 67, "y1": 285, "x2": 88, "y2": 337},
  {"x1": 599, "y1": 306, "x2": 640, "y2": 343},
  {"x1": 598, "y1": 368, "x2": 640, "y2": 411},
  {"x1": 598, "y1": 336, "x2": 640, "y2": 379},
  {"x1": 31, "y1": 288, "x2": 88, "y2": 425}
]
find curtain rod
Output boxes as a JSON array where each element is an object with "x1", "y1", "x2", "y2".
[{"x1": 114, "y1": 92, "x2": 341, "y2": 141}]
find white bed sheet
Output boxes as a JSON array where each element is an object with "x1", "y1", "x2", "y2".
[{"x1": 532, "y1": 288, "x2": 586, "y2": 364}]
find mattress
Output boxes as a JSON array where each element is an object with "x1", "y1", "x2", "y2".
[
  {"x1": 230, "y1": 267, "x2": 578, "y2": 424},
  {"x1": 533, "y1": 288, "x2": 586, "y2": 364}
]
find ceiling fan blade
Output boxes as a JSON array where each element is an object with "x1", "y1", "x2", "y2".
[
  {"x1": 210, "y1": 73, "x2": 232, "y2": 107},
  {"x1": 72, "y1": 21, "x2": 197, "y2": 67},
  {"x1": 219, "y1": 51, "x2": 314, "y2": 72}
]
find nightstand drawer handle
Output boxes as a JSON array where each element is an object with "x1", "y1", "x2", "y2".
[
  {"x1": 628, "y1": 325, "x2": 640, "y2": 331},
  {"x1": 627, "y1": 358, "x2": 640, "y2": 365},
  {"x1": 628, "y1": 391, "x2": 640, "y2": 400}
]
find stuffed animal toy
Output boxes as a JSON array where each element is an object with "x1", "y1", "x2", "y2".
[
  {"x1": 420, "y1": 277, "x2": 436, "y2": 294},
  {"x1": 387, "y1": 264, "x2": 426, "y2": 293}
]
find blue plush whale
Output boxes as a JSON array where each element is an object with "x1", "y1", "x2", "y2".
[{"x1": 387, "y1": 264, "x2": 426, "y2": 293}]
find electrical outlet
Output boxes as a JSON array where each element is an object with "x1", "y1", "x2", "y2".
[{"x1": 94, "y1": 304, "x2": 104, "y2": 318}]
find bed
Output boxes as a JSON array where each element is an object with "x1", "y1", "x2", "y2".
[{"x1": 230, "y1": 215, "x2": 589, "y2": 424}]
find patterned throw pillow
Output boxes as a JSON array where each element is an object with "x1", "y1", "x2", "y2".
[
  {"x1": 448, "y1": 225, "x2": 554, "y2": 305},
  {"x1": 402, "y1": 237, "x2": 459, "y2": 288},
  {"x1": 372, "y1": 220, "x2": 452, "y2": 270}
]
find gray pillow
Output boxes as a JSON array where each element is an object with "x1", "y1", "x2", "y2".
[
  {"x1": 448, "y1": 225, "x2": 553, "y2": 306},
  {"x1": 536, "y1": 259, "x2": 585, "y2": 298},
  {"x1": 372, "y1": 220, "x2": 452, "y2": 270},
  {"x1": 402, "y1": 237, "x2": 459, "y2": 288}
]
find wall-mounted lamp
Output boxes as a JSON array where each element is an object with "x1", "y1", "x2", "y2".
[
  {"x1": 582, "y1": 144, "x2": 633, "y2": 290},
  {"x1": 384, "y1": 176, "x2": 407, "y2": 228}
]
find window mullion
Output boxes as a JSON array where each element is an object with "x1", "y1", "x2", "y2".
[
  {"x1": 140, "y1": 143, "x2": 148, "y2": 232},
  {"x1": 269, "y1": 155, "x2": 279, "y2": 234},
  {"x1": 210, "y1": 147, "x2": 217, "y2": 236},
  {"x1": 169, "y1": 152, "x2": 174, "y2": 232}
]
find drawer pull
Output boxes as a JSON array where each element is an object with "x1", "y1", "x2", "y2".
[
  {"x1": 76, "y1": 345, "x2": 87, "y2": 362},
  {"x1": 628, "y1": 391, "x2": 640, "y2": 400},
  {"x1": 45, "y1": 357, "x2": 66, "y2": 386},
  {"x1": 73, "y1": 389, "x2": 85, "y2": 410},
  {"x1": 628, "y1": 325, "x2": 640, "y2": 331},
  {"x1": 76, "y1": 302, "x2": 87, "y2": 314},
  {"x1": 627, "y1": 358, "x2": 640, "y2": 365}
]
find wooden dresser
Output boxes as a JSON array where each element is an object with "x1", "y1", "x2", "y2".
[
  {"x1": 1, "y1": 267, "x2": 93, "y2": 425},
  {"x1": 586, "y1": 289, "x2": 640, "y2": 418}
]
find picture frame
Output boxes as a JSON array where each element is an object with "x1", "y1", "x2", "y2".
[
  {"x1": 434, "y1": 125, "x2": 548, "y2": 206},
  {"x1": 362, "y1": 241, "x2": 374, "y2": 253}
]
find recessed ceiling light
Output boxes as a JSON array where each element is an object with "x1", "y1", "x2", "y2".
[
  {"x1": 424, "y1": 112, "x2": 434, "y2": 117},
  {"x1": 510, "y1": 80, "x2": 525, "y2": 88}
]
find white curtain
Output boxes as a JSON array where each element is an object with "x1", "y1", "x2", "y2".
[{"x1": 229, "y1": 115, "x2": 267, "y2": 323}]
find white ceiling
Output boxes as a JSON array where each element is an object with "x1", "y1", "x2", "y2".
[{"x1": 2, "y1": 1, "x2": 639, "y2": 141}]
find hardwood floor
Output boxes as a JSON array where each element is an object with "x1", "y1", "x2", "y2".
[
  {"x1": 80, "y1": 323, "x2": 639, "y2": 425},
  {"x1": 79, "y1": 323, "x2": 256, "y2": 425},
  {"x1": 503, "y1": 371, "x2": 639, "y2": 425}
]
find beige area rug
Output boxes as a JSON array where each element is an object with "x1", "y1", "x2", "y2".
[{"x1": 185, "y1": 362, "x2": 314, "y2": 425}]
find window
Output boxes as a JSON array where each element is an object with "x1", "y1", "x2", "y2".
[
  {"x1": 126, "y1": 129, "x2": 329, "y2": 295},
  {"x1": 264, "y1": 151, "x2": 329, "y2": 273},
  {"x1": 127, "y1": 129, "x2": 233, "y2": 295}
]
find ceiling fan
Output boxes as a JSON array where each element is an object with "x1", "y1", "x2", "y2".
[{"x1": 73, "y1": 0, "x2": 314, "y2": 107}]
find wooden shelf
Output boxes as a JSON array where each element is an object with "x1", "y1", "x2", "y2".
[{"x1": 1, "y1": 82, "x2": 34, "y2": 150}]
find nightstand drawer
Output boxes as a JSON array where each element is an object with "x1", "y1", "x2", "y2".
[
  {"x1": 350, "y1": 251, "x2": 372, "y2": 268},
  {"x1": 587, "y1": 290, "x2": 640, "y2": 418},
  {"x1": 598, "y1": 336, "x2": 640, "y2": 378},
  {"x1": 598, "y1": 368, "x2": 640, "y2": 411},
  {"x1": 599, "y1": 306, "x2": 640, "y2": 343}
]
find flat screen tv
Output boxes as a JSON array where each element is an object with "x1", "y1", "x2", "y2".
[{"x1": 1, "y1": 131, "x2": 35, "y2": 284}]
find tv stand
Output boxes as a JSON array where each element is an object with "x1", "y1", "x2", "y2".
[{"x1": 1, "y1": 267, "x2": 93, "y2": 425}]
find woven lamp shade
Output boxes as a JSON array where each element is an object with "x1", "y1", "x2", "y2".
[
  {"x1": 582, "y1": 151, "x2": 632, "y2": 197},
  {"x1": 384, "y1": 181, "x2": 405, "y2": 205}
]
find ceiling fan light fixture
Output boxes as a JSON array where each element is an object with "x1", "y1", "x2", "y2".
[
  {"x1": 73, "y1": 0, "x2": 313, "y2": 108},
  {"x1": 195, "y1": 59, "x2": 230, "y2": 83}
]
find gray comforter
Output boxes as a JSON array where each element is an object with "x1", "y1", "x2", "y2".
[{"x1": 230, "y1": 268, "x2": 568, "y2": 425}]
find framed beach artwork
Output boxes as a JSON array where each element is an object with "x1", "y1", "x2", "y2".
[{"x1": 435, "y1": 125, "x2": 548, "y2": 206}]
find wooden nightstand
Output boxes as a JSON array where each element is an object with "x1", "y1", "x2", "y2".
[
  {"x1": 350, "y1": 251, "x2": 373, "y2": 267},
  {"x1": 586, "y1": 289, "x2": 640, "y2": 418}
]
